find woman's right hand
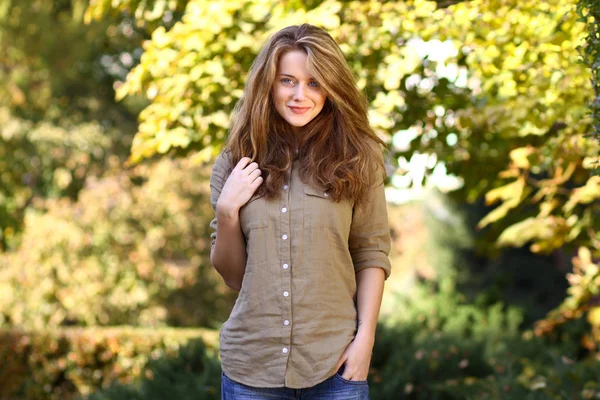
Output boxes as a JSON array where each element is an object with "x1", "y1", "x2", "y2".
[{"x1": 216, "y1": 157, "x2": 263, "y2": 217}]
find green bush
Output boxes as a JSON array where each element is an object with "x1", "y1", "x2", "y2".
[
  {"x1": 0, "y1": 107, "x2": 127, "y2": 251},
  {"x1": 3, "y1": 284, "x2": 600, "y2": 399},
  {"x1": 370, "y1": 281, "x2": 600, "y2": 399},
  {"x1": 83, "y1": 339, "x2": 221, "y2": 400},
  {"x1": 0, "y1": 327, "x2": 217, "y2": 400},
  {"x1": 0, "y1": 156, "x2": 236, "y2": 330}
]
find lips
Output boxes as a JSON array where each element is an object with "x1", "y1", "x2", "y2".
[{"x1": 288, "y1": 106, "x2": 311, "y2": 115}]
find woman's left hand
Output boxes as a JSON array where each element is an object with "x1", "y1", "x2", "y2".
[{"x1": 334, "y1": 332, "x2": 374, "y2": 381}]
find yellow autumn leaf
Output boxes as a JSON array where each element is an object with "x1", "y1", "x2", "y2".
[
  {"x1": 564, "y1": 176, "x2": 600, "y2": 213},
  {"x1": 587, "y1": 307, "x2": 600, "y2": 328},
  {"x1": 509, "y1": 146, "x2": 534, "y2": 169}
]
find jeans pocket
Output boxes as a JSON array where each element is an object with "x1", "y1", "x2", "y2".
[
  {"x1": 334, "y1": 372, "x2": 368, "y2": 385},
  {"x1": 334, "y1": 365, "x2": 368, "y2": 385}
]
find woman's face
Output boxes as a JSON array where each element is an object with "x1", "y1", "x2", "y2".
[{"x1": 272, "y1": 50, "x2": 327, "y2": 133}]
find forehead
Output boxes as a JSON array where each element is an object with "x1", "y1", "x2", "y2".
[{"x1": 277, "y1": 50, "x2": 313, "y2": 79}]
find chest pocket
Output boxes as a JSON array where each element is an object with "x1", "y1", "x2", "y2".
[
  {"x1": 239, "y1": 192, "x2": 268, "y2": 236},
  {"x1": 303, "y1": 185, "x2": 352, "y2": 229}
]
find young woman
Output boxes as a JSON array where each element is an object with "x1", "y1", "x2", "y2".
[{"x1": 209, "y1": 23, "x2": 391, "y2": 400}]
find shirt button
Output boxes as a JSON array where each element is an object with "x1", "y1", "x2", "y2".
[
  {"x1": 283, "y1": 263, "x2": 289, "y2": 269},
  {"x1": 283, "y1": 184, "x2": 289, "y2": 190},
  {"x1": 284, "y1": 320, "x2": 290, "y2": 326},
  {"x1": 282, "y1": 234, "x2": 288, "y2": 240},
  {"x1": 283, "y1": 291, "x2": 289, "y2": 297},
  {"x1": 282, "y1": 347, "x2": 288, "y2": 354},
  {"x1": 281, "y1": 207, "x2": 287, "y2": 213}
]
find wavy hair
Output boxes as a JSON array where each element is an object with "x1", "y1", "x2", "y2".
[{"x1": 225, "y1": 23, "x2": 386, "y2": 208}]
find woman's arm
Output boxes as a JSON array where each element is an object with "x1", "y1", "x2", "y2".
[
  {"x1": 209, "y1": 155, "x2": 263, "y2": 291},
  {"x1": 355, "y1": 267, "x2": 385, "y2": 340},
  {"x1": 335, "y1": 145, "x2": 391, "y2": 380},
  {"x1": 210, "y1": 207, "x2": 247, "y2": 291},
  {"x1": 334, "y1": 267, "x2": 385, "y2": 381}
]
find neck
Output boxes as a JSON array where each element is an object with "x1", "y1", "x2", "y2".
[{"x1": 291, "y1": 125, "x2": 304, "y2": 135}]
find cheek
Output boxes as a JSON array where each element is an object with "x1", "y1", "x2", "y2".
[
  {"x1": 273, "y1": 86, "x2": 289, "y2": 103},
  {"x1": 272, "y1": 88, "x2": 287, "y2": 116},
  {"x1": 315, "y1": 94, "x2": 327, "y2": 111},
  {"x1": 272, "y1": 89, "x2": 281, "y2": 104}
]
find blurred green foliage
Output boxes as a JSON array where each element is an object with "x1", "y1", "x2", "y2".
[
  {"x1": 0, "y1": 0, "x2": 237, "y2": 331},
  {"x1": 0, "y1": 0, "x2": 145, "y2": 249},
  {"x1": 82, "y1": 337, "x2": 222, "y2": 400},
  {"x1": 0, "y1": 326, "x2": 218, "y2": 400},
  {"x1": 578, "y1": 0, "x2": 600, "y2": 157},
  {"x1": 0, "y1": 108, "x2": 116, "y2": 249},
  {"x1": 370, "y1": 280, "x2": 600, "y2": 399},
  {"x1": 0, "y1": 156, "x2": 236, "y2": 329},
  {"x1": 3, "y1": 285, "x2": 598, "y2": 399}
]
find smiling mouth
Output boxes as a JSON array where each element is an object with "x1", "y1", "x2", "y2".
[{"x1": 288, "y1": 106, "x2": 311, "y2": 115}]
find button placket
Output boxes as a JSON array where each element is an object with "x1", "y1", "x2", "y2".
[{"x1": 279, "y1": 179, "x2": 293, "y2": 361}]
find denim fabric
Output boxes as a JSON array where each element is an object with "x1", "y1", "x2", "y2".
[{"x1": 221, "y1": 365, "x2": 370, "y2": 400}]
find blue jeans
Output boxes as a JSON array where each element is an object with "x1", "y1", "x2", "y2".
[{"x1": 221, "y1": 365, "x2": 370, "y2": 400}]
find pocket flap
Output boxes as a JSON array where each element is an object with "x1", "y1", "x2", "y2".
[{"x1": 303, "y1": 185, "x2": 330, "y2": 199}]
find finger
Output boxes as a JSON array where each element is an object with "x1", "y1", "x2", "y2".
[
  {"x1": 244, "y1": 162, "x2": 259, "y2": 173},
  {"x1": 248, "y1": 168, "x2": 262, "y2": 180},
  {"x1": 235, "y1": 157, "x2": 252, "y2": 170},
  {"x1": 251, "y1": 176, "x2": 264, "y2": 188},
  {"x1": 342, "y1": 366, "x2": 352, "y2": 381}
]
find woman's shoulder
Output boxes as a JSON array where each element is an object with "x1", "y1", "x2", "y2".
[
  {"x1": 213, "y1": 149, "x2": 234, "y2": 170},
  {"x1": 210, "y1": 150, "x2": 235, "y2": 183},
  {"x1": 363, "y1": 139, "x2": 387, "y2": 185}
]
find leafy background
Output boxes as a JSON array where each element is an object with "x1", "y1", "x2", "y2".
[{"x1": 1, "y1": 0, "x2": 599, "y2": 398}]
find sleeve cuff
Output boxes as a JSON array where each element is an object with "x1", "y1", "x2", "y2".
[{"x1": 352, "y1": 252, "x2": 391, "y2": 280}]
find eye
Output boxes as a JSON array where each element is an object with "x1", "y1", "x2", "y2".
[
  {"x1": 308, "y1": 81, "x2": 320, "y2": 88},
  {"x1": 280, "y1": 77, "x2": 295, "y2": 85}
]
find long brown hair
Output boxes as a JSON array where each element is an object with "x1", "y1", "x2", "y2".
[{"x1": 225, "y1": 23, "x2": 386, "y2": 208}]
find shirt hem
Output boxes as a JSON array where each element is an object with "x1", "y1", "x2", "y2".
[{"x1": 221, "y1": 365, "x2": 337, "y2": 389}]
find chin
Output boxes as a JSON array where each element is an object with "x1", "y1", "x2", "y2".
[
  {"x1": 287, "y1": 117, "x2": 314, "y2": 128},
  {"x1": 290, "y1": 121, "x2": 309, "y2": 128}
]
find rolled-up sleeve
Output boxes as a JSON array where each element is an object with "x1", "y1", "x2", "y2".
[
  {"x1": 209, "y1": 152, "x2": 231, "y2": 250},
  {"x1": 348, "y1": 158, "x2": 392, "y2": 280}
]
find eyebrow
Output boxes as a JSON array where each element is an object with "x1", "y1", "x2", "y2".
[{"x1": 279, "y1": 74, "x2": 315, "y2": 80}]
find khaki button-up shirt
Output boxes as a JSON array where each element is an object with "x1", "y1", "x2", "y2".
[{"x1": 209, "y1": 151, "x2": 391, "y2": 389}]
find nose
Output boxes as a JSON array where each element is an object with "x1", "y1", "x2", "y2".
[{"x1": 293, "y1": 83, "x2": 307, "y2": 101}]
